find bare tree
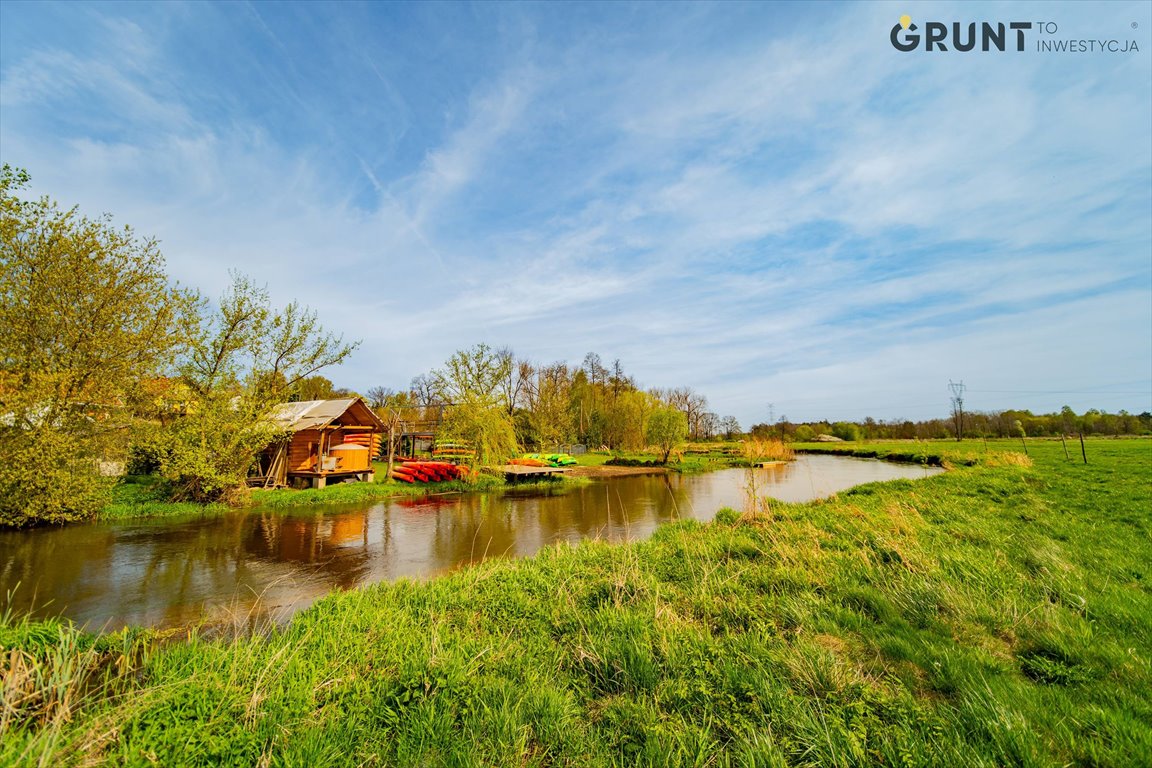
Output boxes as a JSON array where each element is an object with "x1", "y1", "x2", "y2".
[{"x1": 366, "y1": 386, "x2": 393, "y2": 409}]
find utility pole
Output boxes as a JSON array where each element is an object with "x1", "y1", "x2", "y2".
[{"x1": 949, "y1": 380, "x2": 966, "y2": 441}]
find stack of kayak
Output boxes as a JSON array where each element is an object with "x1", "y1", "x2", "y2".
[
  {"x1": 432, "y1": 443, "x2": 476, "y2": 463},
  {"x1": 390, "y1": 461, "x2": 469, "y2": 484},
  {"x1": 509, "y1": 457, "x2": 549, "y2": 467},
  {"x1": 513, "y1": 453, "x2": 578, "y2": 467}
]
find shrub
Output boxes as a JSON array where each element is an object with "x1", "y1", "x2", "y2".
[{"x1": 0, "y1": 428, "x2": 111, "y2": 526}]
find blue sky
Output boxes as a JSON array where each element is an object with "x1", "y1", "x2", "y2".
[{"x1": 2, "y1": 0, "x2": 1149, "y2": 426}]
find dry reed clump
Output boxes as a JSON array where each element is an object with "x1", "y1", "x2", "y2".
[
  {"x1": 985, "y1": 452, "x2": 1034, "y2": 468},
  {"x1": 739, "y1": 438, "x2": 794, "y2": 463}
]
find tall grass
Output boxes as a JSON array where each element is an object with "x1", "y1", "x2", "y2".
[
  {"x1": 741, "y1": 438, "x2": 795, "y2": 463},
  {"x1": 4, "y1": 439, "x2": 1150, "y2": 766}
]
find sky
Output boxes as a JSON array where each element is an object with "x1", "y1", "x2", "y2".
[{"x1": 2, "y1": 0, "x2": 1150, "y2": 427}]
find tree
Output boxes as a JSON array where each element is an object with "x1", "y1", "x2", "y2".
[
  {"x1": 664, "y1": 387, "x2": 708, "y2": 439},
  {"x1": 427, "y1": 344, "x2": 518, "y2": 467},
  {"x1": 366, "y1": 386, "x2": 393, "y2": 409},
  {"x1": 525, "y1": 362, "x2": 572, "y2": 449},
  {"x1": 605, "y1": 389, "x2": 655, "y2": 450},
  {"x1": 366, "y1": 387, "x2": 408, "y2": 478},
  {"x1": 645, "y1": 407, "x2": 688, "y2": 464},
  {"x1": 831, "y1": 422, "x2": 861, "y2": 442},
  {"x1": 296, "y1": 375, "x2": 337, "y2": 401},
  {"x1": 698, "y1": 412, "x2": 721, "y2": 440},
  {"x1": 155, "y1": 274, "x2": 359, "y2": 502},
  {"x1": 794, "y1": 424, "x2": 816, "y2": 442},
  {"x1": 429, "y1": 343, "x2": 510, "y2": 407},
  {"x1": 1, "y1": 165, "x2": 198, "y2": 525},
  {"x1": 720, "y1": 416, "x2": 742, "y2": 439}
]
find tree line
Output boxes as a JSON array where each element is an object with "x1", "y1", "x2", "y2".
[
  {"x1": 749, "y1": 407, "x2": 1152, "y2": 442},
  {"x1": 355, "y1": 345, "x2": 731, "y2": 467}
]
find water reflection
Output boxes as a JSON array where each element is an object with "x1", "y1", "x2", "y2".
[{"x1": 0, "y1": 456, "x2": 939, "y2": 631}]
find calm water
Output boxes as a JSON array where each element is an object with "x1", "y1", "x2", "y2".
[{"x1": 0, "y1": 456, "x2": 940, "y2": 631}]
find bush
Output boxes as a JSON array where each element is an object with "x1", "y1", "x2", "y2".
[
  {"x1": 126, "y1": 427, "x2": 172, "y2": 475},
  {"x1": 605, "y1": 457, "x2": 664, "y2": 467},
  {"x1": 0, "y1": 428, "x2": 111, "y2": 526},
  {"x1": 831, "y1": 422, "x2": 861, "y2": 442}
]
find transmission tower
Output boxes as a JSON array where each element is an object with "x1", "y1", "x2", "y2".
[{"x1": 949, "y1": 380, "x2": 966, "y2": 441}]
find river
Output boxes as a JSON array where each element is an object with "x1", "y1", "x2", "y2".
[{"x1": 0, "y1": 455, "x2": 940, "y2": 631}]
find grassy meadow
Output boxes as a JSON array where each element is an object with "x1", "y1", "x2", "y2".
[{"x1": 2, "y1": 439, "x2": 1149, "y2": 766}]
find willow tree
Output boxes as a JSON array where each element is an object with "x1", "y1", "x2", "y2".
[
  {"x1": 428, "y1": 344, "x2": 518, "y2": 468},
  {"x1": 0, "y1": 166, "x2": 198, "y2": 525},
  {"x1": 645, "y1": 407, "x2": 688, "y2": 464}
]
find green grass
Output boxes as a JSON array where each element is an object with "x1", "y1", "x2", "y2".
[
  {"x1": 579, "y1": 445, "x2": 744, "y2": 473},
  {"x1": 99, "y1": 476, "x2": 229, "y2": 521},
  {"x1": 6, "y1": 439, "x2": 1150, "y2": 766}
]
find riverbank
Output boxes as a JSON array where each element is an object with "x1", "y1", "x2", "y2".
[
  {"x1": 97, "y1": 469, "x2": 555, "y2": 522},
  {"x1": 3, "y1": 439, "x2": 1148, "y2": 765},
  {"x1": 96, "y1": 453, "x2": 731, "y2": 522}
]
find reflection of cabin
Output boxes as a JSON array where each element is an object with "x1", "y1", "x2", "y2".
[{"x1": 254, "y1": 399, "x2": 385, "y2": 489}]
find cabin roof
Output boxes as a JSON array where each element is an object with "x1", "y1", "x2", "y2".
[{"x1": 269, "y1": 398, "x2": 385, "y2": 432}]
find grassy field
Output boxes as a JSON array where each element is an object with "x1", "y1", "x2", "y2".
[{"x1": 3, "y1": 439, "x2": 1149, "y2": 766}]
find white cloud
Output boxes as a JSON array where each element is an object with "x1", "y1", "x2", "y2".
[{"x1": 1, "y1": 1, "x2": 1148, "y2": 424}]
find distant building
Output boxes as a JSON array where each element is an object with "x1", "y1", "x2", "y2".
[{"x1": 253, "y1": 398, "x2": 385, "y2": 489}]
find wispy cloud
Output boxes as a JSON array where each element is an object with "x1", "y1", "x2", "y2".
[{"x1": 1, "y1": 0, "x2": 1148, "y2": 423}]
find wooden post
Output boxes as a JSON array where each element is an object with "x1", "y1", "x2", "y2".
[
  {"x1": 1079, "y1": 432, "x2": 1088, "y2": 464},
  {"x1": 1060, "y1": 434, "x2": 1070, "y2": 461}
]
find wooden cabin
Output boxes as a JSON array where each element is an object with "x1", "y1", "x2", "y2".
[{"x1": 253, "y1": 398, "x2": 385, "y2": 489}]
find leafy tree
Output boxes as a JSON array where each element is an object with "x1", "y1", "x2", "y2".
[
  {"x1": 1, "y1": 165, "x2": 197, "y2": 525},
  {"x1": 429, "y1": 343, "x2": 510, "y2": 406},
  {"x1": 793, "y1": 424, "x2": 816, "y2": 442},
  {"x1": 427, "y1": 344, "x2": 519, "y2": 468},
  {"x1": 153, "y1": 274, "x2": 358, "y2": 502},
  {"x1": 645, "y1": 407, "x2": 688, "y2": 463},
  {"x1": 438, "y1": 400, "x2": 518, "y2": 469},
  {"x1": 525, "y1": 362, "x2": 572, "y2": 448},
  {"x1": 831, "y1": 422, "x2": 861, "y2": 442},
  {"x1": 605, "y1": 389, "x2": 655, "y2": 450},
  {"x1": 295, "y1": 376, "x2": 337, "y2": 401}
]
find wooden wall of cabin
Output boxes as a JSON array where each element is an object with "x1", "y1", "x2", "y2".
[
  {"x1": 288, "y1": 430, "x2": 322, "y2": 472},
  {"x1": 286, "y1": 426, "x2": 382, "y2": 475}
]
